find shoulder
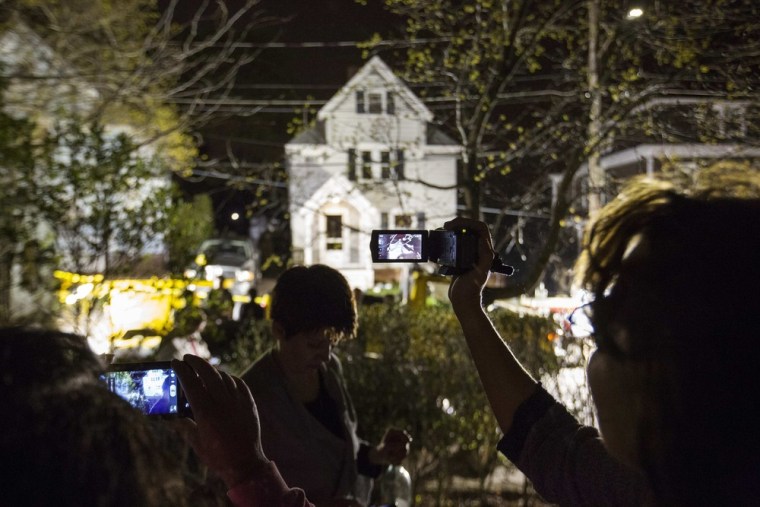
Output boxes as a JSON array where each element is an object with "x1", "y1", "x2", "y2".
[
  {"x1": 240, "y1": 350, "x2": 278, "y2": 389},
  {"x1": 326, "y1": 352, "x2": 344, "y2": 375}
]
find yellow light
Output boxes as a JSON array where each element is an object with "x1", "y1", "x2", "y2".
[{"x1": 627, "y1": 7, "x2": 643, "y2": 19}]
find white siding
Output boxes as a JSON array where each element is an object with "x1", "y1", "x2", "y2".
[{"x1": 286, "y1": 57, "x2": 458, "y2": 290}]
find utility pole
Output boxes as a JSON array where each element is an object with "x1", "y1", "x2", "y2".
[{"x1": 586, "y1": 0, "x2": 604, "y2": 214}]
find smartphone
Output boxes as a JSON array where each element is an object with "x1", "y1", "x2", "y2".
[{"x1": 101, "y1": 361, "x2": 190, "y2": 417}]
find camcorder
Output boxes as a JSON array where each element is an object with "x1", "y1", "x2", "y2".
[
  {"x1": 369, "y1": 228, "x2": 514, "y2": 276},
  {"x1": 101, "y1": 361, "x2": 191, "y2": 418}
]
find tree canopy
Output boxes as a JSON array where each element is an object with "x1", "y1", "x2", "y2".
[{"x1": 364, "y1": 0, "x2": 760, "y2": 296}]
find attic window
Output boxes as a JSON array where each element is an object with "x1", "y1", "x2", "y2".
[{"x1": 356, "y1": 89, "x2": 395, "y2": 115}]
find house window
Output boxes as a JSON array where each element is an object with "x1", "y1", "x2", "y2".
[
  {"x1": 379, "y1": 150, "x2": 405, "y2": 180},
  {"x1": 347, "y1": 149, "x2": 357, "y2": 181},
  {"x1": 326, "y1": 215, "x2": 343, "y2": 250},
  {"x1": 381, "y1": 212, "x2": 389, "y2": 229},
  {"x1": 355, "y1": 91, "x2": 365, "y2": 113},
  {"x1": 356, "y1": 89, "x2": 395, "y2": 115},
  {"x1": 380, "y1": 151, "x2": 391, "y2": 179},
  {"x1": 416, "y1": 212, "x2": 426, "y2": 230},
  {"x1": 361, "y1": 151, "x2": 373, "y2": 179},
  {"x1": 351, "y1": 149, "x2": 405, "y2": 181},
  {"x1": 368, "y1": 93, "x2": 383, "y2": 114},
  {"x1": 395, "y1": 215, "x2": 412, "y2": 227}
]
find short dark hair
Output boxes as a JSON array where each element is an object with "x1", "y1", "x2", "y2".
[
  {"x1": 0, "y1": 326, "x2": 105, "y2": 392},
  {"x1": 577, "y1": 172, "x2": 760, "y2": 358},
  {"x1": 270, "y1": 264, "x2": 357, "y2": 340}
]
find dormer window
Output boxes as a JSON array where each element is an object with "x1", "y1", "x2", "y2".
[{"x1": 356, "y1": 89, "x2": 395, "y2": 115}]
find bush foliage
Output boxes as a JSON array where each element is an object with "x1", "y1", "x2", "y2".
[{"x1": 220, "y1": 302, "x2": 558, "y2": 503}]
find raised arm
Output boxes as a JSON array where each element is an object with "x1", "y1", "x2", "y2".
[
  {"x1": 172, "y1": 354, "x2": 315, "y2": 507},
  {"x1": 444, "y1": 217, "x2": 539, "y2": 434}
]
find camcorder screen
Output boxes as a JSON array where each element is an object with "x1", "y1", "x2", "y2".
[
  {"x1": 101, "y1": 362, "x2": 188, "y2": 417},
  {"x1": 372, "y1": 231, "x2": 426, "y2": 262}
]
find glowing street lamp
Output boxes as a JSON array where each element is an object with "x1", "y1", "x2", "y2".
[
  {"x1": 627, "y1": 7, "x2": 644, "y2": 19},
  {"x1": 231, "y1": 212, "x2": 240, "y2": 221}
]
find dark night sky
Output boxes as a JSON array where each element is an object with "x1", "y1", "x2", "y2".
[{"x1": 179, "y1": 0, "x2": 405, "y2": 235}]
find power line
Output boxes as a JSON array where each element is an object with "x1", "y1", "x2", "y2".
[{"x1": 182, "y1": 37, "x2": 455, "y2": 50}]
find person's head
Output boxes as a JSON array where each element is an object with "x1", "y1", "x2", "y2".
[
  {"x1": 576, "y1": 168, "x2": 760, "y2": 504},
  {"x1": 0, "y1": 327, "x2": 189, "y2": 506},
  {"x1": 270, "y1": 264, "x2": 357, "y2": 370}
]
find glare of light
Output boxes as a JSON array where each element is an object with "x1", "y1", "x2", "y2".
[
  {"x1": 231, "y1": 212, "x2": 240, "y2": 221},
  {"x1": 65, "y1": 282, "x2": 94, "y2": 305},
  {"x1": 235, "y1": 269, "x2": 255, "y2": 282},
  {"x1": 627, "y1": 7, "x2": 643, "y2": 19},
  {"x1": 439, "y1": 397, "x2": 456, "y2": 415}
]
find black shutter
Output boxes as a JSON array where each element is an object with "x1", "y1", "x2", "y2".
[
  {"x1": 386, "y1": 91, "x2": 395, "y2": 114},
  {"x1": 395, "y1": 149, "x2": 405, "y2": 180},
  {"x1": 347, "y1": 149, "x2": 356, "y2": 180}
]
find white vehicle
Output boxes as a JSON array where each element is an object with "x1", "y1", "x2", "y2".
[{"x1": 184, "y1": 238, "x2": 259, "y2": 318}]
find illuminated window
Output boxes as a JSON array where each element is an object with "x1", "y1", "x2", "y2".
[
  {"x1": 326, "y1": 215, "x2": 343, "y2": 250},
  {"x1": 394, "y1": 215, "x2": 412, "y2": 227}
]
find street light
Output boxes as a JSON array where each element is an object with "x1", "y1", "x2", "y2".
[{"x1": 627, "y1": 7, "x2": 644, "y2": 19}]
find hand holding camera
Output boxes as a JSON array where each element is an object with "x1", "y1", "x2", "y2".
[{"x1": 370, "y1": 221, "x2": 513, "y2": 276}]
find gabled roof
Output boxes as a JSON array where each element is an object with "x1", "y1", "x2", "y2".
[
  {"x1": 317, "y1": 56, "x2": 433, "y2": 122},
  {"x1": 300, "y1": 173, "x2": 378, "y2": 219},
  {"x1": 288, "y1": 121, "x2": 326, "y2": 145}
]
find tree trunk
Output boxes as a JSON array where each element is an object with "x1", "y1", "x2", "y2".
[{"x1": 0, "y1": 252, "x2": 14, "y2": 324}]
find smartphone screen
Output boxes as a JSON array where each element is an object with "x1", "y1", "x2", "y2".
[{"x1": 101, "y1": 362, "x2": 188, "y2": 417}]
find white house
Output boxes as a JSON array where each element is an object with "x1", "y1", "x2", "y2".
[
  {"x1": 0, "y1": 21, "x2": 171, "y2": 322},
  {"x1": 574, "y1": 96, "x2": 760, "y2": 207},
  {"x1": 285, "y1": 56, "x2": 460, "y2": 290}
]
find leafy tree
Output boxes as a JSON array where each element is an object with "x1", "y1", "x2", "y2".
[
  {"x1": 1, "y1": 0, "x2": 272, "y2": 171},
  {"x1": 164, "y1": 190, "x2": 215, "y2": 274},
  {"x1": 363, "y1": 0, "x2": 760, "y2": 297},
  {"x1": 34, "y1": 119, "x2": 170, "y2": 275},
  {"x1": 0, "y1": 74, "x2": 37, "y2": 322},
  {"x1": 0, "y1": 0, "x2": 273, "y2": 317}
]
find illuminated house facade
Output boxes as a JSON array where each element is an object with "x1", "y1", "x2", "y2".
[{"x1": 285, "y1": 56, "x2": 460, "y2": 290}]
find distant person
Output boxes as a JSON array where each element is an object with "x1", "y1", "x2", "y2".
[
  {"x1": 444, "y1": 171, "x2": 760, "y2": 505},
  {"x1": 241, "y1": 265, "x2": 411, "y2": 506},
  {"x1": 149, "y1": 374, "x2": 175, "y2": 415}
]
